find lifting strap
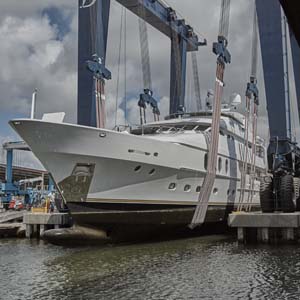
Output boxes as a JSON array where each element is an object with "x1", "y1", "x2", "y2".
[
  {"x1": 189, "y1": 62, "x2": 226, "y2": 229},
  {"x1": 237, "y1": 97, "x2": 251, "y2": 211},
  {"x1": 189, "y1": 0, "x2": 231, "y2": 229},
  {"x1": 246, "y1": 103, "x2": 258, "y2": 211},
  {"x1": 237, "y1": 5, "x2": 259, "y2": 211},
  {"x1": 95, "y1": 78, "x2": 106, "y2": 128}
]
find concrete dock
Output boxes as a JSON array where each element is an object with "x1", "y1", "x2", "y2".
[
  {"x1": 24, "y1": 212, "x2": 70, "y2": 238},
  {"x1": 0, "y1": 211, "x2": 24, "y2": 223},
  {"x1": 228, "y1": 212, "x2": 300, "y2": 244}
]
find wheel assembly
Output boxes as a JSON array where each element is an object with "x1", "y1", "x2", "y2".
[
  {"x1": 260, "y1": 177, "x2": 274, "y2": 213},
  {"x1": 280, "y1": 174, "x2": 295, "y2": 213}
]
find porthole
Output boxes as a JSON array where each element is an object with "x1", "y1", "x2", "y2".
[
  {"x1": 154, "y1": 152, "x2": 159, "y2": 157},
  {"x1": 218, "y1": 157, "x2": 222, "y2": 172},
  {"x1": 213, "y1": 188, "x2": 218, "y2": 195},
  {"x1": 232, "y1": 190, "x2": 235, "y2": 196},
  {"x1": 99, "y1": 132, "x2": 106, "y2": 138},
  {"x1": 134, "y1": 165, "x2": 142, "y2": 172},
  {"x1": 184, "y1": 185, "x2": 191, "y2": 192},
  {"x1": 168, "y1": 183, "x2": 176, "y2": 190},
  {"x1": 149, "y1": 169, "x2": 156, "y2": 176},
  {"x1": 196, "y1": 186, "x2": 201, "y2": 193},
  {"x1": 227, "y1": 189, "x2": 230, "y2": 196},
  {"x1": 225, "y1": 159, "x2": 229, "y2": 174}
]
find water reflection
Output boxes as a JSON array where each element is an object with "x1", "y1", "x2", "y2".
[{"x1": 1, "y1": 237, "x2": 300, "y2": 299}]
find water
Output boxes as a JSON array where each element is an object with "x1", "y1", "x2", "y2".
[{"x1": 1, "y1": 236, "x2": 300, "y2": 300}]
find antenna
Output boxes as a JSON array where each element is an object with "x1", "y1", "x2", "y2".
[{"x1": 31, "y1": 89, "x2": 37, "y2": 119}]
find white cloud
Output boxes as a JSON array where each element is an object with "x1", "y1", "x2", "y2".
[
  {"x1": 1, "y1": 0, "x2": 298, "y2": 146},
  {"x1": 0, "y1": 13, "x2": 77, "y2": 121}
]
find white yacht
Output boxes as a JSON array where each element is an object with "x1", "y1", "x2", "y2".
[{"x1": 9, "y1": 107, "x2": 266, "y2": 231}]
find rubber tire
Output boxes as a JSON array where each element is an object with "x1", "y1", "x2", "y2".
[
  {"x1": 294, "y1": 178, "x2": 300, "y2": 211},
  {"x1": 260, "y1": 179, "x2": 274, "y2": 213},
  {"x1": 294, "y1": 178, "x2": 300, "y2": 199},
  {"x1": 280, "y1": 174, "x2": 295, "y2": 213}
]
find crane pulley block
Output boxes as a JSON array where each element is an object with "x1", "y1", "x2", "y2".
[
  {"x1": 86, "y1": 54, "x2": 112, "y2": 80},
  {"x1": 212, "y1": 36, "x2": 231, "y2": 65},
  {"x1": 139, "y1": 89, "x2": 160, "y2": 116},
  {"x1": 246, "y1": 76, "x2": 259, "y2": 105}
]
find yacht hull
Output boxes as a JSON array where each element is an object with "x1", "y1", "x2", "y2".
[{"x1": 10, "y1": 119, "x2": 261, "y2": 230}]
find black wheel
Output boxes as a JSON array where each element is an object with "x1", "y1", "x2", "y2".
[
  {"x1": 294, "y1": 178, "x2": 300, "y2": 211},
  {"x1": 260, "y1": 177, "x2": 274, "y2": 213},
  {"x1": 280, "y1": 174, "x2": 295, "y2": 213}
]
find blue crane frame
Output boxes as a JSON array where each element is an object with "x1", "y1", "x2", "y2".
[
  {"x1": 77, "y1": 0, "x2": 205, "y2": 127},
  {"x1": 256, "y1": 0, "x2": 287, "y2": 140},
  {"x1": 256, "y1": 0, "x2": 300, "y2": 177}
]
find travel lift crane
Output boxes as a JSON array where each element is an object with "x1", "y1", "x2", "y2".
[
  {"x1": 77, "y1": 0, "x2": 206, "y2": 129},
  {"x1": 190, "y1": 0, "x2": 231, "y2": 229},
  {"x1": 256, "y1": 0, "x2": 300, "y2": 213}
]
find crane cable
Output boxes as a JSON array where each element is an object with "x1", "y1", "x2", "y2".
[
  {"x1": 138, "y1": 4, "x2": 150, "y2": 123},
  {"x1": 190, "y1": 0, "x2": 231, "y2": 229},
  {"x1": 138, "y1": 8, "x2": 152, "y2": 91},
  {"x1": 138, "y1": 4, "x2": 160, "y2": 122},
  {"x1": 114, "y1": 6, "x2": 125, "y2": 128},
  {"x1": 124, "y1": 9, "x2": 127, "y2": 126},
  {"x1": 191, "y1": 52, "x2": 202, "y2": 111},
  {"x1": 169, "y1": 9, "x2": 184, "y2": 113},
  {"x1": 238, "y1": 5, "x2": 259, "y2": 211}
]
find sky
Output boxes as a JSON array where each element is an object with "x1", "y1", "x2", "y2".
[{"x1": 0, "y1": 0, "x2": 299, "y2": 168}]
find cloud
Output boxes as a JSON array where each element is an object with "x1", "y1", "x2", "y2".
[
  {"x1": 1, "y1": 0, "x2": 299, "y2": 154},
  {"x1": 0, "y1": 11, "x2": 77, "y2": 122}
]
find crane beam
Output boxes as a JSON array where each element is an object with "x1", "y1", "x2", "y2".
[{"x1": 115, "y1": 0, "x2": 203, "y2": 52}]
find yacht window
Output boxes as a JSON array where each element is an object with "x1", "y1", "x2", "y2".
[
  {"x1": 225, "y1": 159, "x2": 229, "y2": 173},
  {"x1": 195, "y1": 125, "x2": 210, "y2": 132},
  {"x1": 218, "y1": 157, "x2": 222, "y2": 172},
  {"x1": 213, "y1": 188, "x2": 218, "y2": 195},
  {"x1": 168, "y1": 183, "x2": 176, "y2": 190},
  {"x1": 149, "y1": 169, "x2": 156, "y2": 176},
  {"x1": 183, "y1": 125, "x2": 197, "y2": 131},
  {"x1": 196, "y1": 186, "x2": 201, "y2": 193},
  {"x1": 154, "y1": 152, "x2": 159, "y2": 157},
  {"x1": 134, "y1": 166, "x2": 142, "y2": 172},
  {"x1": 184, "y1": 185, "x2": 191, "y2": 192}
]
